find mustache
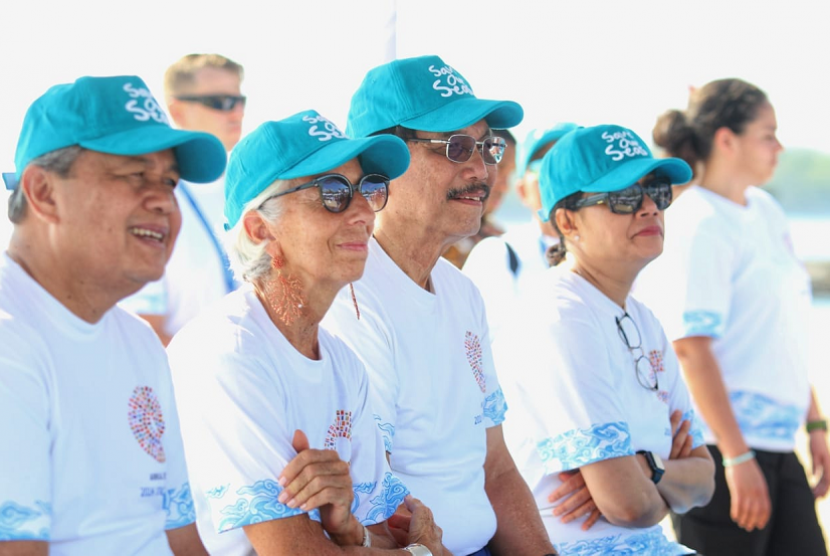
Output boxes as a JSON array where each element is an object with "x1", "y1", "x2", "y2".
[{"x1": 446, "y1": 183, "x2": 491, "y2": 201}]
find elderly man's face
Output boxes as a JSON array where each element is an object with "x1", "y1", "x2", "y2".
[
  {"x1": 378, "y1": 119, "x2": 495, "y2": 244},
  {"x1": 170, "y1": 67, "x2": 244, "y2": 152},
  {"x1": 52, "y1": 149, "x2": 182, "y2": 292}
]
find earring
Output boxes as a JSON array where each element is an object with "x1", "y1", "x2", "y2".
[
  {"x1": 573, "y1": 234, "x2": 580, "y2": 241},
  {"x1": 350, "y1": 283, "x2": 360, "y2": 320},
  {"x1": 262, "y1": 256, "x2": 305, "y2": 326}
]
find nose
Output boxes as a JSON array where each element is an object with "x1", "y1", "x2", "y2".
[
  {"x1": 144, "y1": 179, "x2": 179, "y2": 215},
  {"x1": 461, "y1": 145, "x2": 490, "y2": 183},
  {"x1": 638, "y1": 192, "x2": 660, "y2": 216},
  {"x1": 346, "y1": 189, "x2": 376, "y2": 228}
]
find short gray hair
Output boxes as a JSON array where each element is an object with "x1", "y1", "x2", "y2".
[
  {"x1": 225, "y1": 179, "x2": 291, "y2": 283},
  {"x1": 8, "y1": 145, "x2": 84, "y2": 224}
]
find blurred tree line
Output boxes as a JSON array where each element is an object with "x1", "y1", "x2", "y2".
[{"x1": 768, "y1": 149, "x2": 830, "y2": 214}]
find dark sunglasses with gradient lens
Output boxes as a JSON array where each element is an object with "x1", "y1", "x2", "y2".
[
  {"x1": 408, "y1": 134, "x2": 507, "y2": 165},
  {"x1": 262, "y1": 174, "x2": 389, "y2": 214},
  {"x1": 174, "y1": 94, "x2": 247, "y2": 112},
  {"x1": 574, "y1": 176, "x2": 673, "y2": 214}
]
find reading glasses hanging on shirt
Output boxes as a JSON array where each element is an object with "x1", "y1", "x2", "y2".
[{"x1": 615, "y1": 312, "x2": 659, "y2": 392}]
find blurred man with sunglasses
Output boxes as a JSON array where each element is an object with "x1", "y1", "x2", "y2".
[
  {"x1": 322, "y1": 55, "x2": 556, "y2": 556},
  {"x1": 0, "y1": 75, "x2": 227, "y2": 555},
  {"x1": 122, "y1": 54, "x2": 245, "y2": 345}
]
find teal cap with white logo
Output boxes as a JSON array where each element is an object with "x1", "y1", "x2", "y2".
[
  {"x1": 224, "y1": 109, "x2": 411, "y2": 230},
  {"x1": 538, "y1": 124, "x2": 693, "y2": 221},
  {"x1": 517, "y1": 123, "x2": 578, "y2": 177},
  {"x1": 346, "y1": 55, "x2": 524, "y2": 138},
  {"x1": 2, "y1": 75, "x2": 226, "y2": 190}
]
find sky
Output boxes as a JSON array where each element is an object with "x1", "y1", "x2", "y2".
[{"x1": 2, "y1": 0, "x2": 830, "y2": 175}]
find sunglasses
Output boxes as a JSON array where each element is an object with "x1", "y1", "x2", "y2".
[
  {"x1": 574, "y1": 177, "x2": 673, "y2": 214},
  {"x1": 262, "y1": 174, "x2": 389, "y2": 214},
  {"x1": 174, "y1": 94, "x2": 247, "y2": 111},
  {"x1": 408, "y1": 134, "x2": 507, "y2": 165}
]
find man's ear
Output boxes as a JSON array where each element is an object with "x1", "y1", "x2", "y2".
[
  {"x1": 554, "y1": 207, "x2": 578, "y2": 239},
  {"x1": 20, "y1": 165, "x2": 60, "y2": 224},
  {"x1": 166, "y1": 99, "x2": 187, "y2": 128}
]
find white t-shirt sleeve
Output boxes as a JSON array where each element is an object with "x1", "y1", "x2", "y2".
[
  {"x1": 120, "y1": 278, "x2": 168, "y2": 316},
  {"x1": 664, "y1": 229, "x2": 734, "y2": 340},
  {"x1": 656, "y1": 326, "x2": 706, "y2": 449},
  {"x1": 0, "y1": 352, "x2": 52, "y2": 541},
  {"x1": 160, "y1": 383, "x2": 197, "y2": 531},
  {"x1": 514, "y1": 310, "x2": 635, "y2": 474},
  {"x1": 348, "y1": 364, "x2": 409, "y2": 525},
  {"x1": 176, "y1": 352, "x2": 314, "y2": 533},
  {"x1": 324, "y1": 297, "x2": 399, "y2": 454}
]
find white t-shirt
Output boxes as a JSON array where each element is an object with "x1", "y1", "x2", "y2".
[
  {"x1": 493, "y1": 269, "x2": 703, "y2": 555},
  {"x1": 0, "y1": 253, "x2": 193, "y2": 554},
  {"x1": 120, "y1": 179, "x2": 234, "y2": 337},
  {"x1": 322, "y1": 238, "x2": 507, "y2": 556},
  {"x1": 167, "y1": 286, "x2": 403, "y2": 556},
  {"x1": 463, "y1": 221, "x2": 558, "y2": 342},
  {"x1": 636, "y1": 186, "x2": 812, "y2": 451}
]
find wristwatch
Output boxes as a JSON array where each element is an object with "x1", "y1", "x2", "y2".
[
  {"x1": 403, "y1": 544, "x2": 433, "y2": 556},
  {"x1": 636, "y1": 450, "x2": 665, "y2": 484}
]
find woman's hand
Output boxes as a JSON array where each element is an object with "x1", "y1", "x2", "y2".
[
  {"x1": 278, "y1": 430, "x2": 355, "y2": 541},
  {"x1": 549, "y1": 471, "x2": 602, "y2": 531},
  {"x1": 724, "y1": 458, "x2": 771, "y2": 532},
  {"x1": 387, "y1": 495, "x2": 447, "y2": 555},
  {"x1": 669, "y1": 410, "x2": 694, "y2": 460},
  {"x1": 810, "y1": 430, "x2": 830, "y2": 499}
]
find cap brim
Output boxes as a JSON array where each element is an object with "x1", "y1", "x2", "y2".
[
  {"x1": 81, "y1": 126, "x2": 227, "y2": 183},
  {"x1": 585, "y1": 157, "x2": 693, "y2": 193},
  {"x1": 401, "y1": 97, "x2": 524, "y2": 133},
  {"x1": 280, "y1": 135, "x2": 410, "y2": 181},
  {"x1": 2, "y1": 172, "x2": 18, "y2": 191},
  {"x1": 521, "y1": 125, "x2": 579, "y2": 172}
]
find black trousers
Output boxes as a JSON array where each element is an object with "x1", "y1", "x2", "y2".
[{"x1": 672, "y1": 445, "x2": 827, "y2": 556}]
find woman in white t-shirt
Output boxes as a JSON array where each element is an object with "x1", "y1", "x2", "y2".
[
  {"x1": 167, "y1": 111, "x2": 446, "y2": 556},
  {"x1": 637, "y1": 79, "x2": 830, "y2": 556},
  {"x1": 494, "y1": 124, "x2": 715, "y2": 555}
]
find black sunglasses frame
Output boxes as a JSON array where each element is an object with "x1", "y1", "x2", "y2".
[
  {"x1": 408, "y1": 134, "x2": 507, "y2": 165},
  {"x1": 174, "y1": 94, "x2": 247, "y2": 112},
  {"x1": 261, "y1": 173, "x2": 390, "y2": 214},
  {"x1": 574, "y1": 177, "x2": 673, "y2": 214},
  {"x1": 615, "y1": 312, "x2": 659, "y2": 392}
]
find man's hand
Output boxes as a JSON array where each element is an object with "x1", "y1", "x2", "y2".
[
  {"x1": 810, "y1": 430, "x2": 830, "y2": 499},
  {"x1": 387, "y1": 495, "x2": 447, "y2": 555},
  {"x1": 549, "y1": 471, "x2": 601, "y2": 531},
  {"x1": 277, "y1": 430, "x2": 355, "y2": 540},
  {"x1": 724, "y1": 458, "x2": 771, "y2": 532},
  {"x1": 669, "y1": 410, "x2": 693, "y2": 460}
]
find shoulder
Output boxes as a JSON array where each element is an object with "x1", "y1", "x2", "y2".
[
  {"x1": 434, "y1": 256, "x2": 484, "y2": 298},
  {"x1": 747, "y1": 186, "x2": 787, "y2": 219}
]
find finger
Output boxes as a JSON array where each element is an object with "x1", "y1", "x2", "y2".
[
  {"x1": 549, "y1": 472, "x2": 585, "y2": 502},
  {"x1": 679, "y1": 434, "x2": 694, "y2": 459},
  {"x1": 279, "y1": 459, "x2": 350, "y2": 502},
  {"x1": 279, "y1": 449, "x2": 342, "y2": 486},
  {"x1": 387, "y1": 512, "x2": 412, "y2": 532},
  {"x1": 404, "y1": 494, "x2": 418, "y2": 513},
  {"x1": 300, "y1": 485, "x2": 354, "y2": 512},
  {"x1": 670, "y1": 410, "x2": 682, "y2": 436},
  {"x1": 581, "y1": 508, "x2": 602, "y2": 531},
  {"x1": 292, "y1": 429, "x2": 310, "y2": 453},
  {"x1": 552, "y1": 488, "x2": 592, "y2": 517},
  {"x1": 813, "y1": 474, "x2": 830, "y2": 499},
  {"x1": 560, "y1": 499, "x2": 597, "y2": 524},
  {"x1": 285, "y1": 473, "x2": 353, "y2": 509},
  {"x1": 387, "y1": 525, "x2": 409, "y2": 547}
]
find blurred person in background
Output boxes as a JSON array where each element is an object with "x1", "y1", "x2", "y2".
[
  {"x1": 638, "y1": 78, "x2": 830, "y2": 556},
  {"x1": 167, "y1": 111, "x2": 448, "y2": 556},
  {"x1": 122, "y1": 53, "x2": 245, "y2": 345},
  {"x1": 463, "y1": 123, "x2": 576, "y2": 341},
  {"x1": 494, "y1": 125, "x2": 713, "y2": 555},
  {"x1": 0, "y1": 75, "x2": 226, "y2": 555},
  {"x1": 443, "y1": 129, "x2": 516, "y2": 268}
]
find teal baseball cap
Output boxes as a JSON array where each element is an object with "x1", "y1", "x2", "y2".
[
  {"x1": 347, "y1": 55, "x2": 523, "y2": 138},
  {"x1": 2, "y1": 75, "x2": 226, "y2": 190},
  {"x1": 224, "y1": 110, "x2": 411, "y2": 229},
  {"x1": 538, "y1": 124, "x2": 693, "y2": 222},
  {"x1": 517, "y1": 123, "x2": 578, "y2": 177}
]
